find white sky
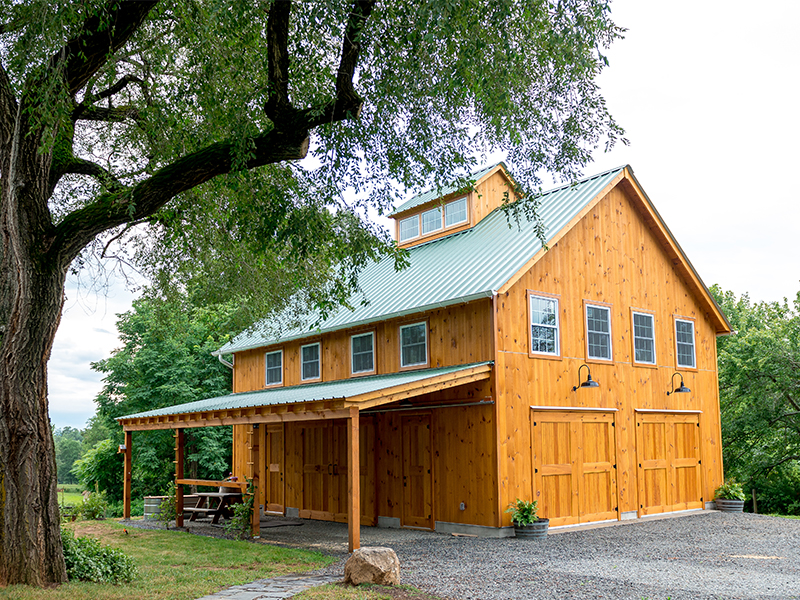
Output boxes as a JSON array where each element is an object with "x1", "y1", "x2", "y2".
[{"x1": 47, "y1": 0, "x2": 800, "y2": 430}]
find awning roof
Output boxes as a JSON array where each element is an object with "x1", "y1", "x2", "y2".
[{"x1": 118, "y1": 361, "x2": 493, "y2": 431}]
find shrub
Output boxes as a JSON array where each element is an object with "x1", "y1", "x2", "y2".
[
  {"x1": 224, "y1": 478, "x2": 255, "y2": 540},
  {"x1": 79, "y1": 491, "x2": 109, "y2": 520},
  {"x1": 714, "y1": 480, "x2": 746, "y2": 501},
  {"x1": 157, "y1": 481, "x2": 177, "y2": 529},
  {"x1": 61, "y1": 527, "x2": 137, "y2": 584},
  {"x1": 506, "y1": 498, "x2": 540, "y2": 525}
]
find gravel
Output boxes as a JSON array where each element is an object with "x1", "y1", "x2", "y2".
[{"x1": 124, "y1": 512, "x2": 800, "y2": 600}]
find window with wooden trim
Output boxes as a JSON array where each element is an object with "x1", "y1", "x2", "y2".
[
  {"x1": 421, "y1": 207, "x2": 443, "y2": 235},
  {"x1": 399, "y1": 216, "x2": 419, "y2": 242},
  {"x1": 632, "y1": 312, "x2": 656, "y2": 365},
  {"x1": 675, "y1": 319, "x2": 696, "y2": 368},
  {"x1": 530, "y1": 294, "x2": 559, "y2": 356},
  {"x1": 351, "y1": 332, "x2": 375, "y2": 374},
  {"x1": 400, "y1": 322, "x2": 427, "y2": 367},
  {"x1": 586, "y1": 304, "x2": 612, "y2": 360},
  {"x1": 445, "y1": 197, "x2": 468, "y2": 227},
  {"x1": 265, "y1": 350, "x2": 283, "y2": 386},
  {"x1": 301, "y1": 343, "x2": 320, "y2": 381}
]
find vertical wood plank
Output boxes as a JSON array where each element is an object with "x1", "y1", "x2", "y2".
[
  {"x1": 348, "y1": 407, "x2": 361, "y2": 552},
  {"x1": 123, "y1": 431, "x2": 132, "y2": 519},
  {"x1": 175, "y1": 428, "x2": 185, "y2": 528}
]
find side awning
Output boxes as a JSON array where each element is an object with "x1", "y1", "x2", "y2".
[{"x1": 118, "y1": 361, "x2": 493, "y2": 431}]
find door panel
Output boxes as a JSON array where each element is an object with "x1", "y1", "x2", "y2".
[
  {"x1": 265, "y1": 423, "x2": 284, "y2": 513},
  {"x1": 402, "y1": 414, "x2": 433, "y2": 529}
]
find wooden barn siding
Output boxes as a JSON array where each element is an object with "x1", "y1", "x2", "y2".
[{"x1": 495, "y1": 185, "x2": 724, "y2": 523}]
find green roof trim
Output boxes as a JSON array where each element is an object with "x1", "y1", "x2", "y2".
[
  {"x1": 117, "y1": 361, "x2": 493, "y2": 420},
  {"x1": 389, "y1": 162, "x2": 506, "y2": 216},
  {"x1": 216, "y1": 165, "x2": 626, "y2": 355}
]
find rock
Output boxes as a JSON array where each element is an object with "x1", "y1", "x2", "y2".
[{"x1": 344, "y1": 547, "x2": 400, "y2": 586}]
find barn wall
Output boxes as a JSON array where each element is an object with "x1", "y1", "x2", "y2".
[{"x1": 495, "y1": 184, "x2": 725, "y2": 524}]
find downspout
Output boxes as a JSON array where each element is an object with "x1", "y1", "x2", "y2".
[{"x1": 218, "y1": 353, "x2": 234, "y2": 369}]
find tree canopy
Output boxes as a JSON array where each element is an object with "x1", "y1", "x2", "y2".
[{"x1": 0, "y1": 0, "x2": 623, "y2": 585}]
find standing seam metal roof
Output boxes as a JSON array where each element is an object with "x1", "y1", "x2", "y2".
[{"x1": 216, "y1": 165, "x2": 626, "y2": 355}]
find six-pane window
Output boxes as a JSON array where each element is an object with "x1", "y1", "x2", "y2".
[
  {"x1": 351, "y1": 332, "x2": 375, "y2": 374},
  {"x1": 265, "y1": 350, "x2": 282, "y2": 385},
  {"x1": 445, "y1": 197, "x2": 468, "y2": 227},
  {"x1": 586, "y1": 305, "x2": 612, "y2": 360},
  {"x1": 399, "y1": 216, "x2": 419, "y2": 242},
  {"x1": 421, "y1": 207, "x2": 443, "y2": 235},
  {"x1": 400, "y1": 322, "x2": 427, "y2": 367},
  {"x1": 301, "y1": 343, "x2": 320, "y2": 380},
  {"x1": 632, "y1": 312, "x2": 656, "y2": 364},
  {"x1": 675, "y1": 319, "x2": 696, "y2": 368},
  {"x1": 530, "y1": 295, "x2": 559, "y2": 355}
]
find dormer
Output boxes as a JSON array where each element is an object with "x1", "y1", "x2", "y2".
[{"x1": 390, "y1": 163, "x2": 520, "y2": 248}]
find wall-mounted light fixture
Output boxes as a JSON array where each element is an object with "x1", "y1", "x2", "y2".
[
  {"x1": 572, "y1": 364, "x2": 599, "y2": 391},
  {"x1": 666, "y1": 372, "x2": 691, "y2": 395}
]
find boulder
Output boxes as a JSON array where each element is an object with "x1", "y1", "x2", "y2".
[{"x1": 343, "y1": 547, "x2": 400, "y2": 586}]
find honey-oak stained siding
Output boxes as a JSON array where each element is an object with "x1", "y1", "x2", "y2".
[{"x1": 494, "y1": 184, "x2": 724, "y2": 525}]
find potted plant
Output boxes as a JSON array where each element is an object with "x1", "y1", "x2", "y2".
[
  {"x1": 714, "y1": 480, "x2": 746, "y2": 512},
  {"x1": 506, "y1": 498, "x2": 549, "y2": 538}
]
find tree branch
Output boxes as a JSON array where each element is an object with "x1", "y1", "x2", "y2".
[
  {"x1": 72, "y1": 74, "x2": 147, "y2": 121},
  {"x1": 54, "y1": 1, "x2": 158, "y2": 97},
  {"x1": 73, "y1": 105, "x2": 141, "y2": 123},
  {"x1": 264, "y1": 0, "x2": 293, "y2": 121},
  {"x1": 0, "y1": 60, "x2": 18, "y2": 158},
  {"x1": 61, "y1": 158, "x2": 124, "y2": 192}
]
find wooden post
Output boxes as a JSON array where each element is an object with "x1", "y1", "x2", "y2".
[
  {"x1": 248, "y1": 426, "x2": 260, "y2": 537},
  {"x1": 347, "y1": 406, "x2": 360, "y2": 553},
  {"x1": 175, "y1": 429, "x2": 185, "y2": 527},
  {"x1": 123, "y1": 431, "x2": 132, "y2": 519}
]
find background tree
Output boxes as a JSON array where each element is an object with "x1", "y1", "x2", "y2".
[
  {"x1": 711, "y1": 285, "x2": 800, "y2": 514},
  {"x1": 53, "y1": 426, "x2": 83, "y2": 485},
  {"x1": 0, "y1": 0, "x2": 623, "y2": 585}
]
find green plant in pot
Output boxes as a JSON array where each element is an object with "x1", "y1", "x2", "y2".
[
  {"x1": 506, "y1": 498, "x2": 549, "y2": 538},
  {"x1": 714, "y1": 480, "x2": 746, "y2": 512}
]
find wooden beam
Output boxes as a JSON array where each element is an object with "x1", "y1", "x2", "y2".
[
  {"x1": 121, "y1": 407, "x2": 352, "y2": 431},
  {"x1": 175, "y1": 429, "x2": 185, "y2": 527},
  {"x1": 347, "y1": 406, "x2": 360, "y2": 553},
  {"x1": 123, "y1": 431, "x2": 132, "y2": 519},
  {"x1": 175, "y1": 478, "x2": 246, "y2": 490}
]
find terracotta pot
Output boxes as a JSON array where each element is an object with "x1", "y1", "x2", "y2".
[
  {"x1": 514, "y1": 518, "x2": 549, "y2": 539},
  {"x1": 715, "y1": 499, "x2": 745, "y2": 512}
]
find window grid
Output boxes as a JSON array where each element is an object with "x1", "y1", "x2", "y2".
[
  {"x1": 421, "y1": 207, "x2": 443, "y2": 235},
  {"x1": 400, "y1": 322, "x2": 427, "y2": 367},
  {"x1": 301, "y1": 343, "x2": 320, "y2": 381},
  {"x1": 265, "y1": 350, "x2": 282, "y2": 386},
  {"x1": 530, "y1": 295, "x2": 559, "y2": 356},
  {"x1": 399, "y1": 216, "x2": 419, "y2": 241},
  {"x1": 351, "y1": 332, "x2": 375, "y2": 374},
  {"x1": 445, "y1": 197, "x2": 468, "y2": 227},
  {"x1": 586, "y1": 305, "x2": 612, "y2": 360},
  {"x1": 632, "y1": 312, "x2": 656, "y2": 364},
  {"x1": 675, "y1": 319, "x2": 696, "y2": 368}
]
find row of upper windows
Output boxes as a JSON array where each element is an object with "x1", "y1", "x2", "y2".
[
  {"x1": 529, "y1": 293, "x2": 697, "y2": 369},
  {"x1": 398, "y1": 196, "x2": 468, "y2": 242},
  {"x1": 262, "y1": 322, "x2": 429, "y2": 387}
]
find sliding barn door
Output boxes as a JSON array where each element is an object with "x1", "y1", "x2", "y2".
[
  {"x1": 532, "y1": 410, "x2": 618, "y2": 527},
  {"x1": 636, "y1": 412, "x2": 703, "y2": 515}
]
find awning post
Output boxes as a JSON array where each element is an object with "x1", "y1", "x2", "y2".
[
  {"x1": 123, "y1": 431, "x2": 132, "y2": 519},
  {"x1": 175, "y1": 428, "x2": 185, "y2": 527},
  {"x1": 347, "y1": 406, "x2": 360, "y2": 552}
]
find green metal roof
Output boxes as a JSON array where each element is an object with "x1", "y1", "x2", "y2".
[
  {"x1": 389, "y1": 163, "x2": 505, "y2": 216},
  {"x1": 118, "y1": 362, "x2": 492, "y2": 420},
  {"x1": 216, "y1": 165, "x2": 626, "y2": 355}
]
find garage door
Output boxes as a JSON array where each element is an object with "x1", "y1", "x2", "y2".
[
  {"x1": 532, "y1": 410, "x2": 618, "y2": 527},
  {"x1": 635, "y1": 411, "x2": 703, "y2": 516}
]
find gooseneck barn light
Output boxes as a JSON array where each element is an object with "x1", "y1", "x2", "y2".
[
  {"x1": 572, "y1": 364, "x2": 599, "y2": 391},
  {"x1": 666, "y1": 372, "x2": 691, "y2": 395}
]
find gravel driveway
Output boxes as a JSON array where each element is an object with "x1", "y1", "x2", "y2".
[{"x1": 131, "y1": 511, "x2": 800, "y2": 599}]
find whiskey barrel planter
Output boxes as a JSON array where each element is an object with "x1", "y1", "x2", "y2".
[
  {"x1": 514, "y1": 519, "x2": 549, "y2": 539},
  {"x1": 715, "y1": 499, "x2": 745, "y2": 512}
]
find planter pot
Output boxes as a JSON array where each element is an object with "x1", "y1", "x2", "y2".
[
  {"x1": 513, "y1": 519, "x2": 549, "y2": 539},
  {"x1": 715, "y1": 499, "x2": 745, "y2": 512}
]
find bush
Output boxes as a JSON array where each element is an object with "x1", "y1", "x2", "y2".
[
  {"x1": 106, "y1": 498, "x2": 144, "y2": 518},
  {"x1": 505, "y1": 498, "x2": 540, "y2": 525},
  {"x1": 157, "y1": 481, "x2": 177, "y2": 529},
  {"x1": 714, "y1": 480, "x2": 746, "y2": 501},
  {"x1": 224, "y1": 478, "x2": 255, "y2": 540},
  {"x1": 61, "y1": 527, "x2": 137, "y2": 584},
  {"x1": 71, "y1": 439, "x2": 123, "y2": 502},
  {"x1": 79, "y1": 491, "x2": 109, "y2": 520}
]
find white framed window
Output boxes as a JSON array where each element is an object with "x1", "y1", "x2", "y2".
[
  {"x1": 399, "y1": 216, "x2": 419, "y2": 242},
  {"x1": 586, "y1": 304, "x2": 612, "y2": 360},
  {"x1": 301, "y1": 343, "x2": 320, "y2": 381},
  {"x1": 421, "y1": 207, "x2": 443, "y2": 235},
  {"x1": 265, "y1": 350, "x2": 283, "y2": 386},
  {"x1": 351, "y1": 332, "x2": 375, "y2": 374},
  {"x1": 529, "y1": 294, "x2": 559, "y2": 356},
  {"x1": 400, "y1": 322, "x2": 427, "y2": 367},
  {"x1": 675, "y1": 319, "x2": 696, "y2": 368},
  {"x1": 445, "y1": 197, "x2": 468, "y2": 227},
  {"x1": 632, "y1": 312, "x2": 656, "y2": 365}
]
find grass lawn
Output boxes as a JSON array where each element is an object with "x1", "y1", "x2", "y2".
[
  {"x1": 56, "y1": 485, "x2": 85, "y2": 508},
  {"x1": 2, "y1": 520, "x2": 334, "y2": 600}
]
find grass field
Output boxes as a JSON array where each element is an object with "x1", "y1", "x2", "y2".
[
  {"x1": 56, "y1": 485, "x2": 85, "y2": 508},
  {"x1": 2, "y1": 520, "x2": 334, "y2": 600}
]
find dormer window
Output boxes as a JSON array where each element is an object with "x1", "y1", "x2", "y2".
[
  {"x1": 421, "y1": 207, "x2": 443, "y2": 235},
  {"x1": 399, "y1": 216, "x2": 419, "y2": 242},
  {"x1": 445, "y1": 197, "x2": 468, "y2": 227}
]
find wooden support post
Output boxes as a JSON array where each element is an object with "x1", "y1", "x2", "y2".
[
  {"x1": 248, "y1": 426, "x2": 260, "y2": 537},
  {"x1": 175, "y1": 429, "x2": 185, "y2": 527},
  {"x1": 347, "y1": 406, "x2": 361, "y2": 553},
  {"x1": 123, "y1": 431, "x2": 132, "y2": 519}
]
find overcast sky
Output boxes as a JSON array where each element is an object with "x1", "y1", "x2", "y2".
[{"x1": 47, "y1": 0, "x2": 800, "y2": 430}]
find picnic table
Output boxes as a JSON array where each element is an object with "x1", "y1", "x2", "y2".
[{"x1": 184, "y1": 491, "x2": 243, "y2": 524}]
